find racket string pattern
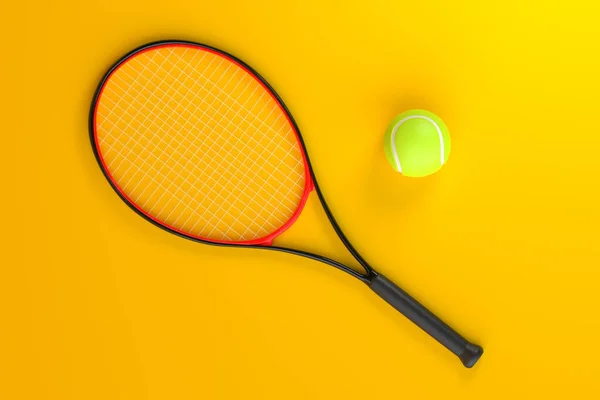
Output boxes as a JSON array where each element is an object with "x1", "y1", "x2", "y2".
[
  {"x1": 94, "y1": 45, "x2": 307, "y2": 242},
  {"x1": 91, "y1": 41, "x2": 483, "y2": 368}
]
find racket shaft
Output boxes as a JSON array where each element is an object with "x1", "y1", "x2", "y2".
[{"x1": 369, "y1": 273, "x2": 483, "y2": 367}]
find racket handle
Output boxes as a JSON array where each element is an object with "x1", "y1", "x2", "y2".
[{"x1": 369, "y1": 273, "x2": 483, "y2": 368}]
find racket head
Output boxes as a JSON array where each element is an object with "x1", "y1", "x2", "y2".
[{"x1": 89, "y1": 41, "x2": 314, "y2": 246}]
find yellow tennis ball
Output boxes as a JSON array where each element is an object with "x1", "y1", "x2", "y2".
[{"x1": 383, "y1": 110, "x2": 451, "y2": 177}]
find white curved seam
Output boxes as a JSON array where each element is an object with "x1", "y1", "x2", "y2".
[{"x1": 390, "y1": 115, "x2": 445, "y2": 172}]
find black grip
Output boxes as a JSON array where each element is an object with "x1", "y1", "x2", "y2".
[{"x1": 369, "y1": 273, "x2": 483, "y2": 368}]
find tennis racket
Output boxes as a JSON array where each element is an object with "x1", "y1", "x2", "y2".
[{"x1": 89, "y1": 40, "x2": 483, "y2": 368}]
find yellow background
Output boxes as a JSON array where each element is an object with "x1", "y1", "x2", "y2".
[{"x1": 2, "y1": 0, "x2": 600, "y2": 398}]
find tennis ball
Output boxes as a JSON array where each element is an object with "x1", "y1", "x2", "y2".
[{"x1": 383, "y1": 109, "x2": 451, "y2": 177}]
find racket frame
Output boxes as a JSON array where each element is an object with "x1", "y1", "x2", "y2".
[{"x1": 89, "y1": 40, "x2": 367, "y2": 281}]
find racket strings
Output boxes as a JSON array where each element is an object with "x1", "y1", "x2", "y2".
[{"x1": 94, "y1": 45, "x2": 306, "y2": 242}]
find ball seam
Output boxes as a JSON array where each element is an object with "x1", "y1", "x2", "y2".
[{"x1": 390, "y1": 115, "x2": 445, "y2": 173}]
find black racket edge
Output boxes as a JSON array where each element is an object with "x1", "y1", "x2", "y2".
[
  {"x1": 88, "y1": 39, "x2": 483, "y2": 368},
  {"x1": 87, "y1": 39, "x2": 369, "y2": 281}
]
